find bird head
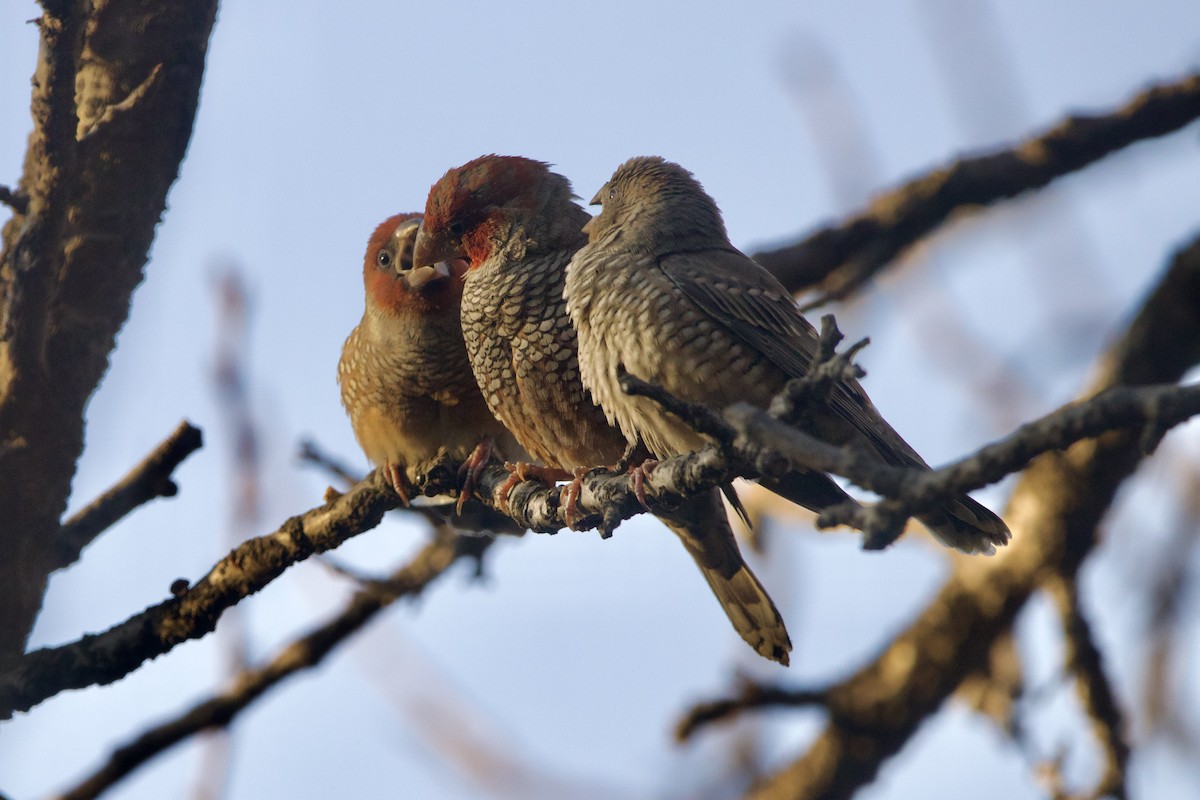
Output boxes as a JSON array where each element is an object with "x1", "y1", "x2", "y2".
[
  {"x1": 413, "y1": 154, "x2": 586, "y2": 270},
  {"x1": 363, "y1": 213, "x2": 466, "y2": 316},
  {"x1": 583, "y1": 156, "x2": 728, "y2": 251}
]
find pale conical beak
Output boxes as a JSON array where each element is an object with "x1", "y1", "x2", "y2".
[{"x1": 406, "y1": 261, "x2": 451, "y2": 290}]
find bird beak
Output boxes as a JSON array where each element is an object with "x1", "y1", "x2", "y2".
[
  {"x1": 411, "y1": 222, "x2": 464, "y2": 269},
  {"x1": 406, "y1": 260, "x2": 452, "y2": 290},
  {"x1": 588, "y1": 185, "x2": 607, "y2": 206}
]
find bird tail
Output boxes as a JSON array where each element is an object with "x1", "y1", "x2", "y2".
[
  {"x1": 657, "y1": 489, "x2": 792, "y2": 665},
  {"x1": 917, "y1": 495, "x2": 1011, "y2": 555}
]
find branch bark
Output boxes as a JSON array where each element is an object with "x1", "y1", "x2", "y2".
[
  {"x1": 741, "y1": 231, "x2": 1200, "y2": 800},
  {"x1": 55, "y1": 420, "x2": 203, "y2": 570},
  {"x1": 0, "y1": 0, "x2": 219, "y2": 661},
  {"x1": 754, "y1": 73, "x2": 1200, "y2": 303},
  {"x1": 0, "y1": 471, "x2": 399, "y2": 719},
  {"x1": 53, "y1": 531, "x2": 466, "y2": 800}
]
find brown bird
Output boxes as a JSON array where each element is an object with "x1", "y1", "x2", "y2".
[
  {"x1": 565, "y1": 156, "x2": 1010, "y2": 555},
  {"x1": 339, "y1": 213, "x2": 522, "y2": 505},
  {"x1": 412, "y1": 156, "x2": 793, "y2": 664}
]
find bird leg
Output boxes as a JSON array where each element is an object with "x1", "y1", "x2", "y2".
[
  {"x1": 457, "y1": 439, "x2": 495, "y2": 515},
  {"x1": 384, "y1": 463, "x2": 412, "y2": 507},
  {"x1": 559, "y1": 466, "x2": 592, "y2": 530},
  {"x1": 629, "y1": 458, "x2": 660, "y2": 512},
  {"x1": 497, "y1": 462, "x2": 573, "y2": 514}
]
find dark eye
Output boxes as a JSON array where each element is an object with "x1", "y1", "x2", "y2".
[
  {"x1": 448, "y1": 221, "x2": 465, "y2": 237},
  {"x1": 608, "y1": 186, "x2": 617, "y2": 200},
  {"x1": 376, "y1": 249, "x2": 391, "y2": 268}
]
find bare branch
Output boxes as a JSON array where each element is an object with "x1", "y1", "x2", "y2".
[
  {"x1": 0, "y1": 186, "x2": 28, "y2": 215},
  {"x1": 676, "y1": 679, "x2": 826, "y2": 742},
  {"x1": 0, "y1": 470, "x2": 400, "y2": 719},
  {"x1": 753, "y1": 73, "x2": 1200, "y2": 303},
  {"x1": 1047, "y1": 576, "x2": 1130, "y2": 800},
  {"x1": 297, "y1": 437, "x2": 362, "y2": 489},
  {"x1": 726, "y1": 382, "x2": 1200, "y2": 542},
  {"x1": 742, "y1": 231, "x2": 1200, "y2": 800},
  {"x1": 0, "y1": 0, "x2": 219, "y2": 660},
  {"x1": 52, "y1": 532, "x2": 465, "y2": 800},
  {"x1": 54, "y1": 420, "x2": 203, "y2": 570}
]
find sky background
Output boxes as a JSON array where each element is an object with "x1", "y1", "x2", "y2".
[{"x1": 2, "y1": 1, "x2": 1199, "y2": 798}]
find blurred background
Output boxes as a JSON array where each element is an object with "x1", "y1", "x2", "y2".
[{"x1": 1, "y1": 1, "x2": 1199, "y2": 797}]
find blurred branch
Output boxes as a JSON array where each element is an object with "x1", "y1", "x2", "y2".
[
  {"x1": 0, "y1": 0, "x2": 219, "y2": 660},
  {"x1": 297, "y1": 437, "x2": 362, "y2": 489},
  {"x1": 754, "y1": 73, "x2": 1200, "y2": 305},
  {"x1": 55, "y1": 420, "x2": 203, "y2": 570},
  {"x1": 1046, "y1": 576, "x2": 1130, "y2": 800},
  {"x1": 54, "y1": 532, "x2": 466, "y2": 800},
  {"x1": 0, "y1": 185, "x2": 28, "y2": 215},
  {"x1": 676, "y1": 679, "x2": 826, "y2": 742},
  {"x1": 741, "y1": 232, "x2": 1200, "y2": 800},
  {"x1": 1143, "y1": 446, "x2": 1200, "y2": 741},
  {"x1": 0, "y1": 470, "x2": 400, "y2": 719}
]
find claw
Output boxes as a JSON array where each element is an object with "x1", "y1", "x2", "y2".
[
  {"x1": 559, "y1": 466, "x2": 590, "y2": 530},
  {"x1": 457, "y1": 439, "x2": 495, "y2": 515},
  {"x1": 629, "y1": 458, "x2": 660, "y2": 512},
  {"x1": 497, "y1": 462, "x2": 572, "y2": 514},
  {"x1": 385, "y1": 463, "x2": 411, "y2": 507}
]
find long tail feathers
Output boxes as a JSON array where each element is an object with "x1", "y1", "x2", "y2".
[
  {"x1": 657, "y1": 489, "x2": 792, "y2": 665},
  {"x1": 919, "y1": 495, "x2": 1011, "y2": 555}
]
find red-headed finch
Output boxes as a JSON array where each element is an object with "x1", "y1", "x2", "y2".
[
  {"x1": 413, "y1": 156, "x2": 793, "y2": 664},
  {"x1": 339, "y1": 213, "x2": 522, "y2": 505}
]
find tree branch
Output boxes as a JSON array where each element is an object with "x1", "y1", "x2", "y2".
[
  {"x1": 54, "y1": 420, "x2": 203, "y2": 570},
  {"x1": 675, "y1": 680, "x2": 826, "y2": 742},
  {"x1": 0, "y1": 0, "x2": 220, "y2": 660},
  {"x1": 52, "y1": 531, "x2": 467, "y2": 800},
  {"x1": 741, "y1": 231, "x2": 1200, "y2": 800},
  {"x1": 725, "y1": 381, "x2": 1200, "y2": 545},
  {"x1": 0, "y1": 470, "x2": 400, "y2": 719},
  {"x1": 753, "y1": 73, "x2": 1200, "y2": 303},
  {"x1": 1046, "y1": 576, "x2": 1130, "y2": 800}
]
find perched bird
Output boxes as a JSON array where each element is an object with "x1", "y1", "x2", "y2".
[
  {"x1": 412, "y1": 156, "x2": 793, "y2": 664},
  {"x1": 339, "y1": 213, "x2": 522, "y2": 506},
  {"x1": 565, "y1": 156, "x2": 1010, "y2": 555}
]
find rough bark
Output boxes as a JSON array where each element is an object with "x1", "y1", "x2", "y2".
[{"x1": 0, "y1": 1, "x2": 219, "y2": 660}]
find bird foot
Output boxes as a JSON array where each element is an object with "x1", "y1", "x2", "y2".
[
  {"x1": 559, "y1": 466, "x2": 591, "y2": 530},
  {"x1": 457, "y1": 439, "x2": 495, "y2": 515},
  {"x1": 497, "y1": 462, "x2": 573, "y2": 514},
  {"x1": 384, "y1": 463, "x2": 411, "y2": 507},
  {"x1": 629, "y1": 458, "x2": 660, "y2": 511}
]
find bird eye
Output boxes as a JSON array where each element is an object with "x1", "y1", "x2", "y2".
[
  {"x1": 376, "y1": 249, "x2": 391, "y2": 268},
  {"x1": 608, "y1": 186, "x2": 617, "y2": 200},
  {"x1": 448, "y1": 221, "x2": 465, "y2": 237}
]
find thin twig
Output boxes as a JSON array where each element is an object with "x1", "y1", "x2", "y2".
[
  {"x1": 676, "y1": 680, "x2": 826, "y2": 742},
  {"x1": 727, "y1": 383, "x2": 1200, "y2": 539},
  {"x1": 55, "y1": 421, "x2": 203, "y2": 570},
  {"x1": 0, "y1": 185, "x2": 28, "y2": 215},
  {"x1": 743, "y1": 230, "x2": 1200, "y2": 800},
  {"x1": 1046, "y1": 576, "x2": 1130, "y2": 800},
  {"x1": 0, "y1": 469, "x2": 400, "y2": 719},
  {"x1": 753, "y1": 73, "x2": 1200, "y2": 304},
  {"x1": 297, "y1": 438, "x2": 362, "y2": 489},
  {"x1": 53, "y1": 533, "x2": 465, "y2": 800}
]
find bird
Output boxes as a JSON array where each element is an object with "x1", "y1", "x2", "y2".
[
  {"x1": 338, "y1": 213, "x2": 523, "y2": 508},
  {"x1": 412, "y1": 155, "x2": 793, "y2": 665},
  {"x1": 564, "y1": 156, "x2": 1010, "y2": 555}
]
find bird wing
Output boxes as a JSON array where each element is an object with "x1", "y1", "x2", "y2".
[{"x1": 657, "y1": 248, "x2": 928, "y2": 468}]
